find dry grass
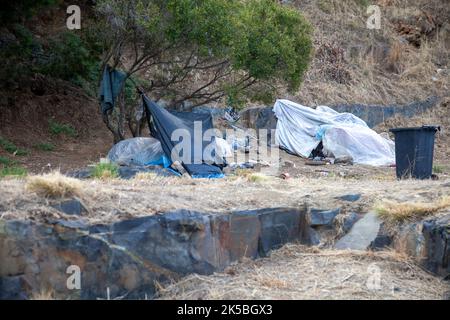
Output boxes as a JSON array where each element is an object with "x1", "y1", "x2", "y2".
[
  {"x1": 0, "y1": 168, "x2": 448, "y2": 224},
  {"x1": 30, "y1": 289, "x2": 55, "y2": 300},
  {"x1": 157, "y1": 244, "x2": 448, "y2": 300},
  {"x1": 281, "y1": 0, "x2": 450, "y2": 106},
  {"x1": 375, "y1": 196, "x2": 450, "y2": 224},
  {"x1": 234, "y1": 169, "x2": 270, "y2": 183},
  {"x1": 26, "y1": 172, "x2": 82, "y2": 198}
]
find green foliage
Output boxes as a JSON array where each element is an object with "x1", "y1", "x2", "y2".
[
  {"x1": 96, "y1": 0, "x2": 313, "y2": 105},
  {"x1": 0, "y1": 24, "x2": 40, "y2": 87},
  {"x1": 0, "y1": 156, "x2": 16, "y2": 167},
  {"x1": 232, "y1": 0, "x2": 313, "y2": 90},
  {"x1": 433, "y1": 165, "x2": 444, "y2": 174},
  {"x1": 40, "y1": 32, "x2": 98, "y2": 82},
  {"x1": 0, "y1": 154, "x2": 26, "y2": 178},
  {"x1": 0, "y1": 166, "x2": 28, "y2": 178},
  {"x1": 0, "y1": 137, "x2": 29, "y2": 156},
  {"x1": 48, "y1": 119, "x2": 77, "y2": 137},
  {"x1": 34, "y1": 142, "x2": 55, "y2": 152},
  {"x1": 90, "y1": 162, "x2": 119, "y2": 179}
]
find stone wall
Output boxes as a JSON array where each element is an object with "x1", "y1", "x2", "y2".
[{"x1": 239, "y1": 96, "x2": 440, "y2": 130}]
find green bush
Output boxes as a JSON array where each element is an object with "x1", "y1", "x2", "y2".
[
  {"x1": 90, "y1": 163, "x2": 119, "y2": 179},
  {"x1": 48, "y1": 119, "x2": 77, "y2": 137},
  {"x1": 40, "y1": 32, "x2": 98, "y2": 82}
]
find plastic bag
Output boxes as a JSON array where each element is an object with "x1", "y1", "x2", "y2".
[{"x1": 107, "y1": 137, "x2": 165, "y2": 166}]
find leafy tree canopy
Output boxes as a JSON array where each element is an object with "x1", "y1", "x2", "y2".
[{"x1": 95, "y1": 0, "x2": 313, "y2": 140}]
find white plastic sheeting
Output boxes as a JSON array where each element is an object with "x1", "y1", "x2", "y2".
[
  {"x1": 273, "y1": 99, "x2": 395, "y2": 166},
  {"x1": 107, "y1": 137, "x2": 164, "y2": 166},
  {"x1": 108, "y1": 136, "x2": 233, "y2": 167}
]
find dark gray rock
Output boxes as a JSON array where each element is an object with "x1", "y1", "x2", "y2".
[
  {"x1": 0, "y1": 206, "x2": 312, "y2": 299},
  {"x1": 67, "y1": 169, "x2": 91, "y2": 179},
  {"x1": 238, "y1": 96, "x2": 439, "y2": 131},
  {"x1": 309, "y1": 208, "x2": 341, "y2": 228},
  {"x1": 336, "y1": 194, "x2": 361, "y2": 202},
  {"x1": 331, "y1": 96, "x2": 439, "y2": 128},
  {"x1": 51, "y1": 199, "x2": 86, "y2": 216},
  {"x1": 369, "y1": 222, "x2": 392, "y2": 250},
  {"x1": 421, "y1": 214, "x2": 450, "y2": 277},
  {"x1": 342, "y1": 212, "x2": 360, "y2": 233},
  {"x1": 257, "y1": 208, "x2": 308, "y2": 256},
  {"x1": 308, "y1": 228, "x2": 321, "y2": 246}
]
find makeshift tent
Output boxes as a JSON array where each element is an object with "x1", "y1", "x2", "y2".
[
  {"x1": 142, "y1": 95, "x2": 224, "y2": 178},
  {"x1": 98, "y1": 66, "x2": 225, "y2": 178},
  {"x1": 273, "y1": 99, "x2": 395, "y2": 166}
]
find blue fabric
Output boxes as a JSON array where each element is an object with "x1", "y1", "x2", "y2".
[
  {"x1": 99, "y1": 65, "x2": 127, "y2": 114},
  {"x1": 191, "y1": 173, "x2": 225, "y2": 179},
  {"x1": 145, "y1": 155, "x2": 172, "y2": 168}
]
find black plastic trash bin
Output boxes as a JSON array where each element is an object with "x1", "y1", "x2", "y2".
[{"x1": 390, "y1": 125, "x2": 440, "y2": 179}]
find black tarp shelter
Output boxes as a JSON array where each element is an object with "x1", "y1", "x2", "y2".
[{"x1": 142, "y1": 95, "x2": 224, "y2": 178}]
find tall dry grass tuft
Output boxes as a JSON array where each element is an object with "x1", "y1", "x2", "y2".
[
  {"x1": 26, "y1": 172, "x2": 82, "y2": 198},
  {"x1": 375, "y1": 196, "x2": 450, "y2": 224}
]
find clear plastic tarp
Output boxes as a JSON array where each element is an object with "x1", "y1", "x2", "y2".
[
  {"x1": 107, "y1": 137, "x2": 165, "y2": 166},
  {"x1": 273, "y1": 99, "x2": 395, "y2": 166}
]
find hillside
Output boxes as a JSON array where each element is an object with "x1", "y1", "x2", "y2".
[{"x1": 0, "y1": 0, "x2": 448, "y2": 173}]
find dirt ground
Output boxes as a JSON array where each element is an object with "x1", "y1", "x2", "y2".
[{"x1": 157, "y1": 244, "x2": 449, "y2": 300}]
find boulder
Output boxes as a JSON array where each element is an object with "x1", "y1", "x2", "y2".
[
  {"x1": 51, "y1": 199, "x2": 87, "y2": 216},
  {"x1": 309, "y1": 208, "x2": 341, "y2": 228},
  {"x1": 336, "y1": 194, "x2": 361, "y2": 202}
]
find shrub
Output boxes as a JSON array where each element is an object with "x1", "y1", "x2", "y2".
[
  {"x1": 39, "y1": 32, "x2": 98, "y2": 82},
  {"x1": 48, "y1": 119, "x2": 77, "y2": 137},
  {"x1": 90, "y1": 162, "x2": 119, "y2": 179}
]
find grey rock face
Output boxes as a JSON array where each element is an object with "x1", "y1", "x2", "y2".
[
  {"x1": 239, "y1": 96, "x2": 439, "y2": 130},
  {"x1": 309, "y1": 208, "x2": 341, "y2": 227},
  {"x1": 0, "y1": 207, "x2": 312, "y2": 299},
  {"x1": 334, "y1": 212, "x2": 381, "y2": 250},
  {"x1": 51, "y1": 199, "x2": 87, "y2": 216}
]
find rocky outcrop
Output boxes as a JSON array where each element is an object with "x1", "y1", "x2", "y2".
[
  {"x1": 0, "y1": 207, "x2": 312, "y2": 299},
  {"x1": 370, "y1": 213, "x2": 449, "y2": 278},
  {"x1": 392, "y1": 214, "x2": 450, "y2": 278}
]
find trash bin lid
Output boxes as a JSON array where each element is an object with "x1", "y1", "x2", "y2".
[{"x1": 389, "y1": 125, "x2": 441, "y2": 133}]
